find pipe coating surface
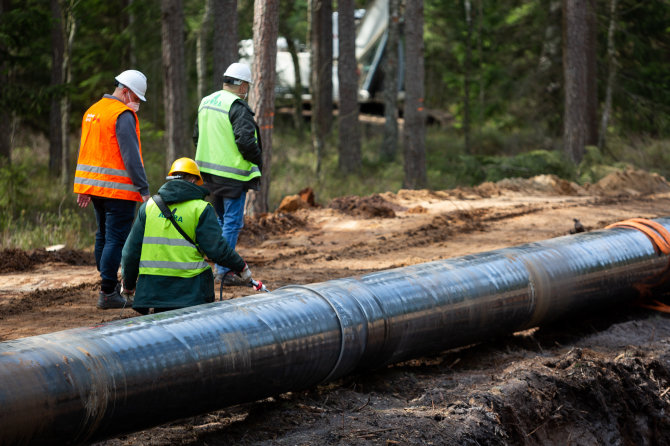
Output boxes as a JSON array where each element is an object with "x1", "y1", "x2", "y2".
[{"x1": 1, "y1": 218, "x2": 669, "y2": 445}]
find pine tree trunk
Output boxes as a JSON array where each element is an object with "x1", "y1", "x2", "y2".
[
  {"x1": 476, "y1": 0, "x2": 484, "y2": 123},
  {"x1": 0, "y1": 93, "x2": 9, "y2": 165},
  {"x1": 285, "y1": 37, "x2": 304, "y2": 132},
  {"x1": 0, "y1": 0, "x2": 13, "y2": 165},
  {"x1": 60, "y1": 0, "x2": 76, "y2": 185},
  {"x1": 381, "y1": 0, "x2": 400, "y2": 162},
  {"x1": 598, "y1": 0, "x2": 618, "y2": 152},
  {"x1": 337, "y1": 0, "x2": 361, "y2": 173},
  {"x1": 196, "y1": 0, "x2": 212, "y2": 100},
  {"x1": 49, "y1": 0, "x2": 64, "y2": 177},
  {"x1": 403, "y1": 0, "x2": 427, "y2": 189},
  {"x1": 562, "y1": 0, "x2": 590, "y2": 164},
  {"x1": 161, "y1": 0, "x2": 188, "y2": 169},
  {"x1": 0, "y1": 115, "x2": 9, "y2": 165},
  {"x1": 585, "y1": 0, "x2": 598, "y2": 145},
  {"x1": 128, "y1": 0, "x2": 137, "y2": 67},
  {"x1": 212, "y1": 0, "x2": 237, "y2": 86},
  {"x1": 463, "y1": 0, "x2": 473, "y2": 154},
  {"x1": 248, "y1": 0, "x2": 278, "y2": 215},
  {"x1": 310, "y1": 0, "x2": 333, "y2": 176}
]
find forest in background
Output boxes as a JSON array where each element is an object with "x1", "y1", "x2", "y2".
[{"x1": 0, "y1": 0, "x2": 669, "y2": 249}]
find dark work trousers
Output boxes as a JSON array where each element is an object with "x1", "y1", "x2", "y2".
[{"x1": 92, "y1": 197, "x2": 136, "y2": 293}]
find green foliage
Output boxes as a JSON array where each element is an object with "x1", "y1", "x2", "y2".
[
  {"x1": 613, "y1": 0, "x2": 670, "y2": 135},
  {"x1": 279, "y1": 1, "x2": 309, "y2": 45},
  {"x1": 0, "y1": 0, "x2": 53, "y2": 131},
  {"x1": 0, "y1": 162, "x2": 30, "y2": 214},
  {"x1": 598, "y1": 135, "x2": 670, "y2": 180},
  {"x1": 504, "y1": 3, "x2": 535, "y2": 26},
  {"x1": 135, "y1": 121, "x2": 168, "y2": 188},
  {"x1": 423, "y1": 0, "x2": 670, "y2": 140},
  {"x1": 270, "y1": 125, "x2": 404, "y2": 207},
  {"x1": 424, "y1": 0, "x2": 560, "y2": 135},
  {"x1": 270, "y1": 124, "x2": 574, "y2": 206},
  {"x1": 0, "y1": 152, "x2": 96, "y2": 249},
  {"x1": 575, "y1": 146, "x2": 625, "y2": 184},
  {"x1": 459, "y1": 150, "x2": 576, "y2": 185}
]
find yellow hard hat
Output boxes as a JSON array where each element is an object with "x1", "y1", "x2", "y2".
[{"x1": 167, "y1": 157, "x2": 203, "y2": 185}]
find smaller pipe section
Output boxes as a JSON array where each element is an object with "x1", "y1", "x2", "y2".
[{"x1": 1, "y1": 218, "x2": 669, "y2": 445}]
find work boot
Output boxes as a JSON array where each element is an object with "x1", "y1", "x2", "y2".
[{"x1": 97, "y1": 289, "x2": 130, "y2": 310}]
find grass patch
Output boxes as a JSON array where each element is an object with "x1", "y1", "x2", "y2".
[
  {"x1": 270, "y1": 128, "x2": 404, "y2": 207},
  {"x1": 0, "y1": 152, "x2": 96, "y2": 250}
]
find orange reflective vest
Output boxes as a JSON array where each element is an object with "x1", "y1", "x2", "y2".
[{"x1": 73, "y1": 97, "x2": 143, "y2": 201}]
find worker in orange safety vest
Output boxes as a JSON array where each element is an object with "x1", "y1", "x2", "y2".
[{"x1": 73, "y1": 69, "x2": 151, "y2": 310}]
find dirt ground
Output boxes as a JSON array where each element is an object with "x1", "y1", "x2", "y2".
[{"x1": 2, "y1": 167, "x2": 670, "y2": 445}]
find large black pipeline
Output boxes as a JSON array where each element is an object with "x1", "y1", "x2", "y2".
[{"x1": 1, "y1": 218, "x2": 669, "y2": 445}]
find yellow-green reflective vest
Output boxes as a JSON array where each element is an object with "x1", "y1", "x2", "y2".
[
  {"x1": 139, "y1": 198, "x2": 211, "y2": 277},
  {"x1": 195, "y1": 90, "x2": 261, "y2": 182}
]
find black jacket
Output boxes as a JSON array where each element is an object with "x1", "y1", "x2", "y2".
[
  {"x1": 121, "y1": 179, "x2": 246, "y2": 309},
  {"x1": 193, "y1": 99, "x2": 263, "y2": 198}
]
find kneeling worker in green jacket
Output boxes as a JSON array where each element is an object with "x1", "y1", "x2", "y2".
[{"x1": 121, "y1": 157, "x2": 253, "y2": 314}]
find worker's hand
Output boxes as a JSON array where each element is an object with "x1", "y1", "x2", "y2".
[
  {"x1": 238, "y1": 263, "x2": 253, "y2": 284},
  {"x1": 141, "y1": 194, "x2": 151, "y2": 202},
  {"x1": 120, "y1": 282, "x2": 135, "y2": 302},
  {"x1": 77, "y1": 194, "x2": 91, "y2": 208}
]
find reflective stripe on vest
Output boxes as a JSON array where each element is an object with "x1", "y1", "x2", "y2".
[
  {"x1": 139, "y1": 260, "x2": 210, "y2": 270},
  {"x1": 194, "y1": 90, "x2": 261, "y2": 182},
  {"x1": 73, "y1": 97, "x2": 143, "y2": 201},
  {"x1": 139, "y1": 198, "x2": 211, "y2": 278},
  {"x1": 196, "y1": 160, "x2": 260, "y2": 177}
]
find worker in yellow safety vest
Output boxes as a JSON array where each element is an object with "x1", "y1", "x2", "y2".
[
  {"x1": 193, "y1": 62, "x2": 262, "y2": 287},
  {"x1": 73, "y1": 69, "x2": 150, "y2": 310},
  {"x1": 121, "y1": 158, "x2": 253, "y2": 314}
]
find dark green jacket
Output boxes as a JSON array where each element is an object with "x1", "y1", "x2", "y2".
[{"x1": 121, "y1": 179, "x2": 245, "y2": 309}]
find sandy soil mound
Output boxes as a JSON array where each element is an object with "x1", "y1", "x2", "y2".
[
  {"x1": 240, "y1": 212, "x2": 309, "y2": 244},
  {"x1": 588, "y1": 168, "x2": 670, "y2": 196},
  {"x1": 0, "y1": 248, "x2": 94, "y2": 274},
  {"x1": 328, "y1": 194, "x2": 401, "y2": 218},
  {"x1": 277, "y1": 187, "x2": 320, "y2": 212},
  {"x1": 491, "y1": 174, "x2": 587, "y2": 196}
]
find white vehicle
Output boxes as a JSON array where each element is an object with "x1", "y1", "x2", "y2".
[{"x1": 239, "y1": 0, "x2": 403, "y2": 106}]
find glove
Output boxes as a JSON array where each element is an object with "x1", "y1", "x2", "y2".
[
  {"x1": 120, "y1": 282, "x2": 135, "y2": 303},
  {"x1": 238, "y1": 263, "x2": 253, "y2": 284}
]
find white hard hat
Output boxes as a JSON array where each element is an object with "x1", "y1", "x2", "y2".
[
  {"x1": 115, "y1": 69, "x2": 147, "y2": 101},
  {"x1": 223, "y1": 63, "x2": 253, "y2": 84}
]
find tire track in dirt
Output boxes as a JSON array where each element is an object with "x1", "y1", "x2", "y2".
[
  {"x1": 268, "y1": 205, "x2": 545, "y2": 265},
  {"x1": 267, "y1": 194, "x2": 661, "y2": 266}
]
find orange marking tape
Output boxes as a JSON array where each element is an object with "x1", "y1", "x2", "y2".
[{"x1": 606, "y1": 218, "x2": 670, "y2": 312}]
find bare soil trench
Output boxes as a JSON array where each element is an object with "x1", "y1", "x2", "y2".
[{"x1": 1, "y1": 169, "x2": 670, "y2": 445}]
